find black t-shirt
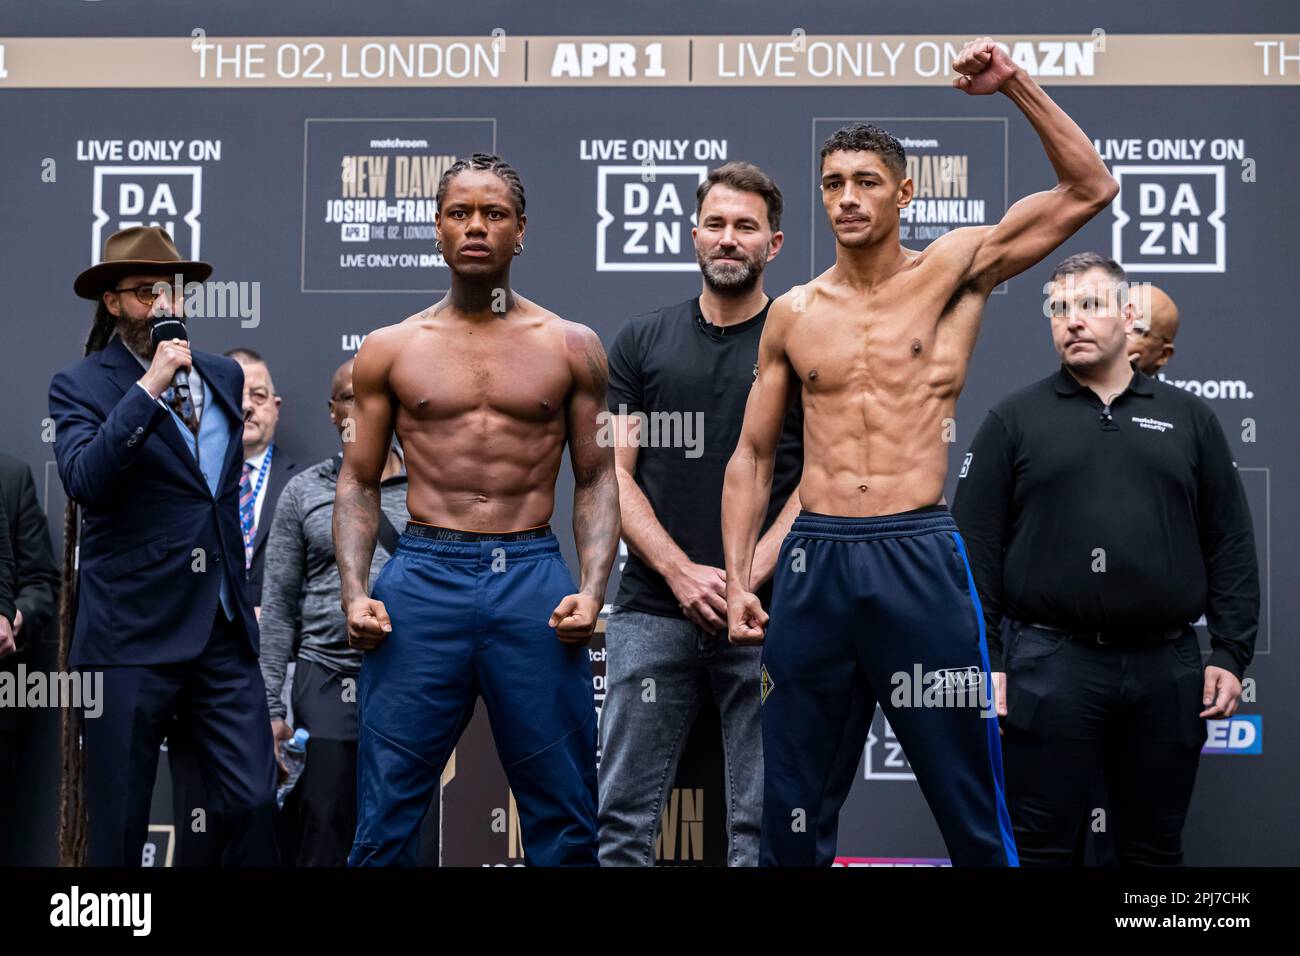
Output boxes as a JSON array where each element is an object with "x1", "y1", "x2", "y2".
[{"x1": 606, "y1": 296, "x2": 804, "y2": 620}]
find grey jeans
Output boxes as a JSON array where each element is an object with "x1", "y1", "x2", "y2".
[{"x1": 597, "y1": 606, "x2": 763, "y2": 866}]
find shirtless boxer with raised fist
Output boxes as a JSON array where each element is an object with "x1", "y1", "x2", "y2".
[{"x1": 721, "y1": 38, "x2": 1119, "y2": 866}]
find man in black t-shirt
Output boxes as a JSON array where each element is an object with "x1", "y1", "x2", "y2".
[{"x1": 598, "y1": 162, "x2": 802, "y2": 866}]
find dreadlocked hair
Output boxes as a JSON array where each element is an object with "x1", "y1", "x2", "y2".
[{"x1": 58, "y1": 300, "x2": 115, "y2": 865}]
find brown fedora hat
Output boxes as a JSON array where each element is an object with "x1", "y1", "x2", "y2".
[{"x1": 74, "y1": 225, "x2": 213, "y2": 300}]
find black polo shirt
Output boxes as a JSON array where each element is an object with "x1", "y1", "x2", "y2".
[{"x1": 951, "y1": 363, "x2": 1258, "y2": 678}]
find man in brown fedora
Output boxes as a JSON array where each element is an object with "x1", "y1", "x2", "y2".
[{"x1": 49, "y1": 226, "x2": 279, "y2": 866}]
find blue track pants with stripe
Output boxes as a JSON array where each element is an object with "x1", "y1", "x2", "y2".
[{"x1": 759, "y1": 507, "x2": 1018, "y2": 867}]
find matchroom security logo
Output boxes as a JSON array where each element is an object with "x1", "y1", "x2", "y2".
[{"x1": 1202, "y1": 715, "x2": 1262, "y2": 755}]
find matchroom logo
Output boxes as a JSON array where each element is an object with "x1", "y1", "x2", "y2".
[
  {"x1": 1111, "y1": 165, "x2": 1225, "y2": 273},
  {"x1": 301, "y1": 117, "x2": 497, "y2": 292}
]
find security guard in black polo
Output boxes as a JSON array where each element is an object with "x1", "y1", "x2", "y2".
[{"x1": 952, "y1": 252, "x2": 1258, "y2": 866}]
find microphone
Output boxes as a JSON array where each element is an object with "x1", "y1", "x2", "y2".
[
  {"x1": 696, "y1": 312, "x2": 724, "y2": 342},
  {"x1": 149, "y1": 317, "x2": 190, "y2": 398}
]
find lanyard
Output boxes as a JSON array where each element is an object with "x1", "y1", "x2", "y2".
[{"x1": 246, "y1": 443, "x2": 274, "y2": 521}]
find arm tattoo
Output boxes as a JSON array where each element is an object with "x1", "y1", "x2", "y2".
[
  {"x1": 570, "y1": 335, "x2": 618, "y2": 601},
  {"x1": 333, "y1": 470, "x2": 381, "y2": 608}
]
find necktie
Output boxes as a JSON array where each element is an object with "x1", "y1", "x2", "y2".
[
  {"x1": 239, "y1": 462, "x2": 256, "y2": 568},
  {"x1": 163, "y1": 385, "x2": 200, "y2": 436}
]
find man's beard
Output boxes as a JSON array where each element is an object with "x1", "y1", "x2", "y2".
[
  {"x1": 118, "y1": 316, "x2": 155, "y2": 358},
  {"x1": 698, "y1": 246, "x2": 766, "y2": 294},
  {"x1": 119, "y1": 312, "x2": 181, "y2": 359}
]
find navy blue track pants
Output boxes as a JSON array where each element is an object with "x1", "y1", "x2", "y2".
[
  {"x1": 760, "y1": 507, "x2": 1018, "y2": 867},
  {"x1": 349, "y1": 526, "x2": 598, "y2": 866}
]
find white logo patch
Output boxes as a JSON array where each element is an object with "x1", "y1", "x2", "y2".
[{"x1": 1131, "y1": 416, "x2": 1175, "y2": 433}]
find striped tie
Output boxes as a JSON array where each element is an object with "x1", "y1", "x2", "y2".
[{"x1": 239, "y1": 462, "x2": 256, "y2": 569}]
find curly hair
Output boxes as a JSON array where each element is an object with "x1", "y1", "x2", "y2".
[{"x1": 818, "y1": 123, "x2": 906, "y2": 179}]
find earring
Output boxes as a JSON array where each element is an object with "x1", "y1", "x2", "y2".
[
  {"x1": 435, "y1": 240, "x2": 443, "y2": 252},
  {"x1": 514, "y1": 242, "x2": 524, "y2": 255}
]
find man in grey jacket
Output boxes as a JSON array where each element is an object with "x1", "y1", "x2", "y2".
[{"x1": 259, "y1": 358, "x2": 408, "y2": 865}]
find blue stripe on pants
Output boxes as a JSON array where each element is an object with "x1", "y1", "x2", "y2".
[
  {"x1": 759, "y1": 508, "x2": 1018, "y2": 866},
  {"x1": 349, "y1": 531, "x2": 598, "y2": 866}
]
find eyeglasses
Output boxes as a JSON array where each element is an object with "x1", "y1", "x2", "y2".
[
  {"x1": 112, "y1": 284, "x2": 170, "y2": 305},
  {"x1": 1130, "y1": 326, "x2": 1170, "y2": 345}
]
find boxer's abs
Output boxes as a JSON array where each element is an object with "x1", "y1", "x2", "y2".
[
  {"x1": 385, "y1": 312, "x2": 576, "y2": 532},
  {"x1": 397, "y1": 410, "x2": 567, "y2": 532},
  {"x1": 795, "y1": 379, "x2": 957, "y2": 518},
  {"x1": 787, "y1": 295, "x2": 976, "y2": 517}
]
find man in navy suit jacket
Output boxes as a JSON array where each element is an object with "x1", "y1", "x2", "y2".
[
  {"x1": 170, "y1": 347, "x2": 300, "y2": 866},
  {"x1": 49, "y1": 226, "x2": 278, "y2": 866}
]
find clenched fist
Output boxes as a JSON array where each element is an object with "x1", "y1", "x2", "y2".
[
  {"x1": 549, "y1": 593, "x2": 600, "y2": 645},
  {"x1": 345, "y1": 596, "x2": 392, "y2": 650},
  {"x1": 952, "y1": 37, "x2": 1018, "y2": 96},
  {"x1": 727, "y1": 589, "x2": 769, "y2": 646}
]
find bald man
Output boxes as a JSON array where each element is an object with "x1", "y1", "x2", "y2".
[
  {"x1": 257, "y1": 359, "x2": 408, "y2": 865},
  {"x1": 1126, "y1": 285, "x2": 1180, "y2": 375}
]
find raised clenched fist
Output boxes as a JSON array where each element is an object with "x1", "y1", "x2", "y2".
[{"x1": 952, "y1": 37, "x2": 1018, "y2": 96}]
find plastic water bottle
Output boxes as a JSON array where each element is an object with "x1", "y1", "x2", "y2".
[{"x1": 276, "y1": 728, "x2": 310, "y2": 809}]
